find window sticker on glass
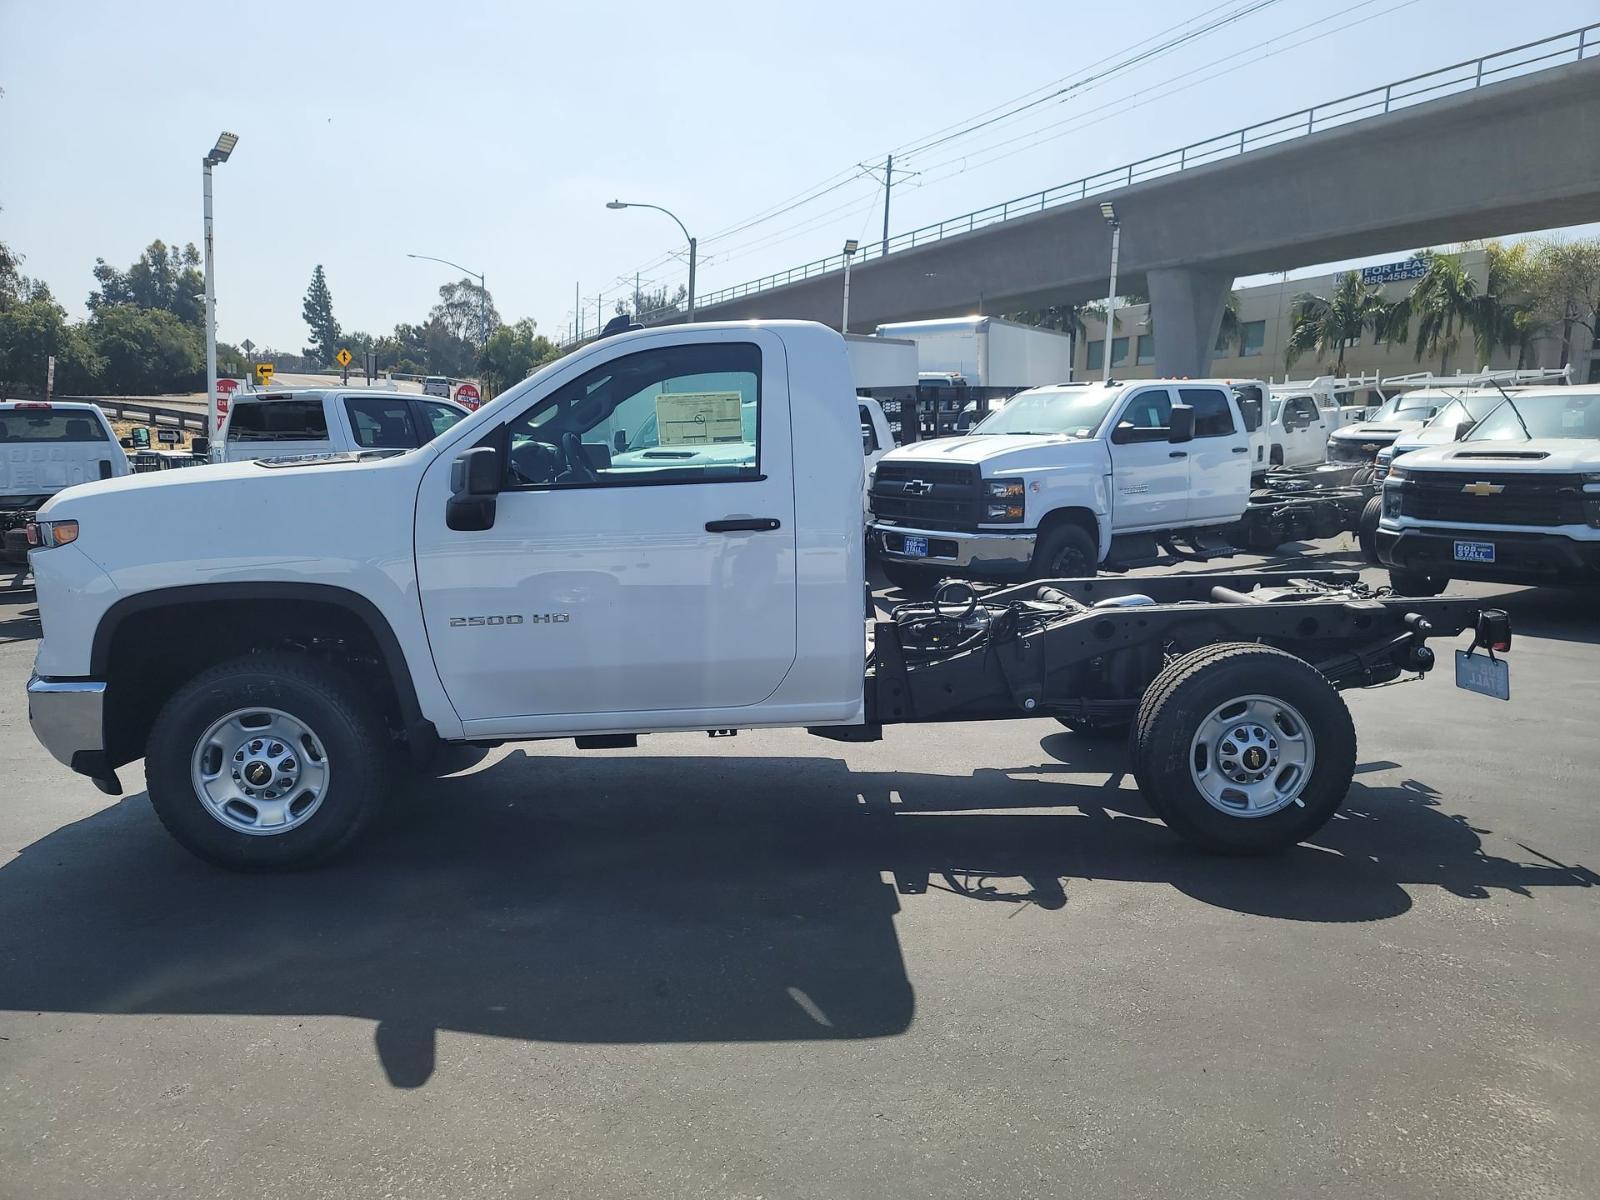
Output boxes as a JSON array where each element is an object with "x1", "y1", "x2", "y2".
[{"x1": 656, "y1": 391, "x2": 745, "y2": 446}]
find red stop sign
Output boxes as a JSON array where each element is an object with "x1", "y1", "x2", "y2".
[
  {"x1": 455, "y1": 383, "x2": 481, "y2": 411},
  {"x1": 216, "y1": 377, "x2": 239, "y2": 394}
]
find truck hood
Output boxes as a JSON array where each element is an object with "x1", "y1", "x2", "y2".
[
  {"x1": 37, "y1": 453, "x2": 404, "y2": 515},
  {"x1": 1330, "y1": 418, "x2": 1428, "y2": 446},
  {"x1": 878, "y1": 434, "x2": 1101, "y2": 472},
  {"x1": 1390, "y1": 422, "x2": 1465, "y2": 455},
  {"x1": 1397, "y1": 439, "x2": 1600, "y2": 475}
]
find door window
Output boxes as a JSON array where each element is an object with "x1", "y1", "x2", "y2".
[
  {"x1": 504, "y1": 342, "x2": 761, "y2": 488},
  {"x1": 1178, "y1": 388, "x2": 1236, "y2": 438},
  {"x1": 1288, "y1": 397, "x2": 1319, "y2": 429},
  {"x1": 413, "y1": 399, "x2": 466, "y2": 442},
  {"x1": 1112, "y1": 388, "x2": 1173, "y2": 443},
  {"x1": 345, "y1": 396, "x2": 420, "y2": 449}
]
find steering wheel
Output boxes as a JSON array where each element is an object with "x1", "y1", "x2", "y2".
[
  {"x1": 561, "y1": 432, "x2": 599, "y2": 484},
  {"x1": 509, "y1": 439, "x2": 561, "y2": 485}
]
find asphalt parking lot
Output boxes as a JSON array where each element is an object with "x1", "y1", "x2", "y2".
[{"x1": 1, "y1": 543, "x2": 1597, "y2": 1200}]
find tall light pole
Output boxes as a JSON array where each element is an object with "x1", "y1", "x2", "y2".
[
  {"x1": 406, "y1": 253, "x2": 489, "y2": 354},
  {"x1": 1099, "y1": 201, "x2": 1121, "y2": 384},
  {"x1": 202, "y1": 131, "x2": 238, "y2": 453},
  {"x1": 841, "y1": 239, "x2": 859, "y2": 333},
  {"x1": 607, "y1": 200, "x2": 695, "y2": 322}
]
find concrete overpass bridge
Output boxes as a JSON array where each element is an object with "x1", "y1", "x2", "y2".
[{"x1": 653, "y1": 27, "x2": 1600, "y2": 376}]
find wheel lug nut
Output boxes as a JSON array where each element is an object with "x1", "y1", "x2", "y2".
[
  {"x1": 249, "y1": 740, "x2": 263, "y2": 752},
  {"x1": 269, "y1": 743, "x2": 283, "y2": 756},
  {"x1": 281, "y1": 759, "x2": 296, "y2": 772}
]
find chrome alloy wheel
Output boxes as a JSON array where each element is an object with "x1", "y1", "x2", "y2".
[
  {"x1": 1188, "y1": 694, "x2": 1316, "y2": 818},
  {"x1": 190, "y1": 707, "x2": 331, "y2": 835}
]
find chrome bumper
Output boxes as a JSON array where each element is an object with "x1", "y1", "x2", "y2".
[
  {"x1": 870, "y1": 522, "x2": 1036, "y2": 572},
  {"x1": 27, "y1": 674, "x2": 106, "y2": 771}
]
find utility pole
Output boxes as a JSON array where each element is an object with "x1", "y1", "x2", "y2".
[
  {"x1": 575, "y1": 281, "x2": 581, "y2": 339},
  {"x1": 1100, "y1": 203, "x2": 1122, "y2": 384},
  {"x1": 881, "y1": 154, "x2": 893, "y2": 258},
  {"x1": 635, "y1": 272, "x2": 641, "y2": 317}
]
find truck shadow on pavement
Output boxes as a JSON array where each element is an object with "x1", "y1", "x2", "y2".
[{"x1": 0, "y1": 746, "x2": 1592, "y2": 1089}]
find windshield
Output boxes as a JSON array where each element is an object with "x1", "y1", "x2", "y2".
[
  {"x1": 1369, "y1": 394, "x2": 1442, "y2": 422},
  {"x1": 1466, "y1": 391, "x2": 1600, "y2": 442},
  {"x1": 969, "y1": 387, "x2": 1118, "y2": 438}
]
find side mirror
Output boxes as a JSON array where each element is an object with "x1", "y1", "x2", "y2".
[
  {"x1": 1168, "y1": 404, "x2": 1196, "y2": 444},
  {"x1": 613, "y1": 430, "x2": 628, "y2": 454},
  {"x1": 131, "y1": 427, "x2": 151, "y2": 449},
  {"x1": 190, "y1": 436, "x2": 210, "y2": 458},
  {"x1": 447, "y1": 446, "x2": 501, "y2": 532},
  {"x1": 119, "y1": 436, "x2": 135, "y2": 448}
]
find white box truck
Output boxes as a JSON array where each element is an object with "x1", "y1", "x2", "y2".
[{"x1": 875, "y1": 317, "x2": 1076, "y2": 437}]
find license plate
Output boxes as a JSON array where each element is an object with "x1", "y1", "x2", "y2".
[
  {"x1": 901, "y1": 535, "x2": 929, "y2": 558},
  {"x1": 1454, "y1": 540, "x2": 1495, "y2": 563},
  {"x1": 1455, "y1": 649, "x2": 1510, "y2": 701}
]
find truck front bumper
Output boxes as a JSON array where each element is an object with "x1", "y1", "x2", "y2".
[
  {"x1": 870, "y1": 523, "x2": 1036, "y2": 576},
  {"x1": 27, "y1": 674, "x2": 117, "y2": 790},
  {"x1": 1377, "y1": 525, "x2": 1600, "y2": 585}
]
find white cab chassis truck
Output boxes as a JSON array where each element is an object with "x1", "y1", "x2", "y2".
[{"x1": 23, "y1": 322, "x2": 1508, "y2": 870}]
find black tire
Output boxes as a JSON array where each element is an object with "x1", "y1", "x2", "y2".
[
  {"x1": 145, "y1": 653, "x2": 392, "y2": 871},
  {"x1": 1054, "y1": 716, "x2": 1131, "y2": 737},
  {"x1": 1357, "y1": 495, "x2": 1383, "y2": 565},
  {"x1": 1032, "y1": 522, "x2": 1097, "y2": 580},
  {"x1": 880, "y1": 561, "x2": 939, "y2": 595},
  {"x1": 1387, "y1": 567, "x2": 1448, "y2": 597},
  {"x1": 1131, "y1": 643, "x2": 1356, "y2": 854},
  {"x1": 1350, "y1": 465, "x2": 1375, "y2": 487}
]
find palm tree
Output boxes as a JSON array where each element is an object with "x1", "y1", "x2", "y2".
[
  {"x1": 1393, "y1": 253, "x2": 1481, "y2": 374},
  {"x1": 1284, "y1": 271, "x2": 1394, "y2": 372}
]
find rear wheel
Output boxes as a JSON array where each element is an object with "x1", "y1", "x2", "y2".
[
  {"x1": 1032, "y1": 523, "x2": 1097, "y2": 580},
  {"x1": 145, "y1": 653, "x2": 391, "y2": 871},
  {"x1": 1387, "y1": 567, "x2": 1448, "y2": 597},
  {"x1": 1132, "y1": 643, "x2": 1356, "y2": 854},
  {"x1": 1357, "y1": 495, "x2": 1383, "y2": 565}
]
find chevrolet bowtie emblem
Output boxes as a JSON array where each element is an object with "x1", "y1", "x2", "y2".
[
  {"x1": 1461, "y1": 481, "x2": 1505, "y2": 496},
  {"x1": 902, "y1": 479, "x2": 933, "y2": 495}
]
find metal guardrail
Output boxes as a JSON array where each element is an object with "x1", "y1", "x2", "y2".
[
  {"x1": 63, "y1": 398, "x2": 209, "y2": 434},
  {"x1": 578, "y1": 22, "x2": 1597, "y2": 340}
]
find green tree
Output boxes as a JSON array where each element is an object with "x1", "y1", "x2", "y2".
[
  {"x1": 0, "y1": 238, "x2": 26, "y2": 311},
  {"x1": 1528, "y1": 237, "x2": 1600, "y2": 369},
  {"x1": 482, "y1": 318, "x2": 560, "y2": 394},
  {"x1": 431, "y1": 279, "x2": 499, "y2": 345},
  {"x1": 88, "y1": 240, "x2": 205, "y2": 325},
  {"x1": 1003, "y1": 301, "x2": 1087, "y2": 339},
  {"x1": 1284, "y1": 271, "x2": 1397, "y2": 372},
  {"x1": 614, "y1": 283, "x2": 687, "y2": 323},
  {"x1": 0, "y1": 293, "x2": 102, "y2": 394},
  {"x1": 87, "y1": 304, "x2": 205, "y2": 394},
  {"x1": 1387, "y1": 252, "x2": 1483, "y2": 374},
  {"x1": 301, "y1": 265, "x2": 342, "y2": 365}
]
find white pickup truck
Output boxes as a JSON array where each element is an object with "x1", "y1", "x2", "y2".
[
  {"x1": 869, "y1": 378, "x2": 1261, "y2": 588},
  {"x1": 219, "y1": 389, "x2": 469, "y2": 462},
  {"x1": 23, "y1": 321, "x2": 1507, "y2": 870},
  {"x1": 2, "y1": 400, "x2": 129, "y2": 565}
]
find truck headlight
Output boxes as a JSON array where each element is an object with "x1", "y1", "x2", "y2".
[
  {"x1": 987, "y1": 479, "x2": 1024, "y2": 500},
  {"x1": 986, "y1": 503, "x2": 1025, "y2": 522},
  {"x1": 1382, "y1": 487, "x2": 1402, "y2": 520},
  {"x1": 26, "y1": 519, "x2": 79, "y2": 549}
]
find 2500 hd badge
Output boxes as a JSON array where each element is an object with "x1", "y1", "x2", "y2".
[{"x1": 448, "y1": 613, "x2": 571, "y2": 627}]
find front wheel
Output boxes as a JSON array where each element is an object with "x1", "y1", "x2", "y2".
[
  {"x1": 1032, "y1": 523, "x2": 1097, "y2": 580},
  {"x1": 145, "y1": 653, "x2": 392, "y2": 871},
  {"x1": 1131, "y1": 643, "x2": 1356, "y2": 854}
]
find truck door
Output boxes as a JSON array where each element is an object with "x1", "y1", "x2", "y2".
[
  {"x1": 1178, "y1": 386, "x2": 1252, "y2": 522},
  {"x1": 413, "y1": 330, "x2": 798, "y2": 731},
  {"x1": 1286, "y1": 395, "x2": 1325, "y2": 466},
  {"x1": 1106, "y1": 386, "x2": 1190, "y2": 529}
]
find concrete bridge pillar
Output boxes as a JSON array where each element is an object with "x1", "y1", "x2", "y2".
[{"x1": 1147, "y1": 267, "x2": 1233, "y2": 378}]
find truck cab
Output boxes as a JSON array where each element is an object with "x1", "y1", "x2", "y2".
[
  {"x1": 2, "y1": 400, "x2": 128, "y2": 564},
  {"x1": 869, "y1": 379, "x2": 1254, "y2": 585},
  {"x1": 220, "y1": 389, "x2": 469, "y2": 462}
]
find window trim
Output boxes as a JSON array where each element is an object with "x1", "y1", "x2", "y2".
[
  {"x1": 410, "y1": 398, "x2": 466, "y2": 442},
  {"x1": 344, "y1": 394, "x2": 423, "y2": 451},
  {"x1": 498, "y1": 340, "x2": 766, "y2": 493},
  {"x1": 1177, "y1": 386, "x2": 1237, "y2": 439}
]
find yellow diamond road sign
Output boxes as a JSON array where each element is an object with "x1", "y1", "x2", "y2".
[
  {"x1": 335, "y1": 348, "x2": 352, "y2": 368},
  {"x1": 255, "y1": 362, "x2": 274, "y2": 385}
]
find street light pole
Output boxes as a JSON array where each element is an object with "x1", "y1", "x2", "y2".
[
  {"x1": 1100, "y1": 202, "x2": 1121, "y2": 384},
  {"x1": 607, "y1": 200, "x2": 696, "y2": 322},
  {"x1": 841, "y1": 240, "x2": 859, "y2": 333},
  {"x1": 406, "y1": 253, "x2": 489, "y2": 352},
  {"x1": 202, "y1": 132, "x2": 238, "y2": 456}
]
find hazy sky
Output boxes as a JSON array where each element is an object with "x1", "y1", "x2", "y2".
[{"x1": 3, "y1": 0, "x2": 1595, "y2": 350}]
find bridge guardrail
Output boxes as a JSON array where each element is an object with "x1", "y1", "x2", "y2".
[{"x1": 568, "y1": 22, "x2": 1596, "y2": 344}]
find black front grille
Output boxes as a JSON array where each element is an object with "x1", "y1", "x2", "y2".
[
  {"x1": 871, "y1": 461, "x2": 985, "y2": 529},
  {"x1": 1401, "y1": 472, "x2": 1586, "y2": 526},
  {"x1": 1328, "y1": 436, "x2": 1390, "y2": 463}
]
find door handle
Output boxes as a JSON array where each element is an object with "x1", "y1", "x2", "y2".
[
  {"x1": 1169, "y1": 451, "x2": 1187, "y2": 458},
  {"x1": 706, "y1": 517, "x2": 782, "y2": 533},
  {"x1": 1231, "y1": 446, "x2": 1249, "y2": 454}
]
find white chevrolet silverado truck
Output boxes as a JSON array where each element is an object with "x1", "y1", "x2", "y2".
[
  {"x1": 218, "y1": 389, "x2": 469, "y2": 462},
  {"x1": 24, "y1": 322, "x2": 1510, "y2": 870},
  {"x1": 1376, "y1": 385, "x2": 1600, "y2": 593},
  {"x1": 868, "y1": 379, "x2": 1261, "y2": 589}
]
